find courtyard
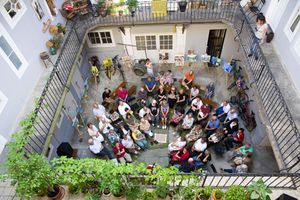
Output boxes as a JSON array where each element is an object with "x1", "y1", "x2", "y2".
[{"x1": 71, "y1": 58, "x2": 278, "y2": 174}]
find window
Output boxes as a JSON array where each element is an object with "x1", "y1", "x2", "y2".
[
  {"x1": 135, "y1": 35, "x2": 157, "y2": 51},
  {"x1": 159, "y1": 35, "x2": 173, "y2": 50},
  {"x1": 0, "y1": 0, "x2": 27, "y2": 28},
  {"x1": 0, "y1": 90, "x2": 8, "y2": 115},
  {"x1": 87, "y1": 30, "x2": 114, "y2": 47},
  {"x1": 284, "y1": 3, "x2": 300, "y2": 41},
  {"x1": 0, "y1": 23, "x2": 28, "y2": 78}
]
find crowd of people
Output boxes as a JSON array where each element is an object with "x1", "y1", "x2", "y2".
[{"x1": 87, "y1": 67, "x2": 253, "y2": 173}]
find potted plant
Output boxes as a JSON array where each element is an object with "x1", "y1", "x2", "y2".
[
  {"x1": 125, "y1": 180, "x2": 144, "y2": 200},
  {"x1": 225, "y1": 185, "x2": 248, "y2": 200},
  {"x1": 196, "y1": 186, "x2": 213, "y2": 200},
  {"x1": 143, "y1": 190, "x2": 156, "y2": 200},
  {"x1": 117, "y1": 0, "x2": 125, "y2": 16},
  {"x1": 156, "y1": 181, "x2": 170, "y2": 199},
  {"x1": 107, "y1": 5, "x2": 116, "y2": 16},
  {"x1": 127, "y1": 0, "x2": 137, "y2": 16},
  {"x1": 212, "y1": 189, "x2": 224, "y2": 200},
  {"x1": 173, "y1": 186, "x2": 196, "y2": 200},
  {"x1": 178, "y1": 0, "x2": 187, "y2": 12},
  {"x1": 247, "y1": 179, "x2": 272, "y2": 200},
  {"x1": 97, "y1": 0, "x2": 107, "y2": 17}
]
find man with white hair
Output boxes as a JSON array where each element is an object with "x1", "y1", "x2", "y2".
[
  {"x1": 98, "y1": 116, "x2": 114, "y2": 135},
  {"x1": 88, "y1": 136, "x2": 114, "y2": 159},
  {"x1": 93, "y1": 103, "x2": 107, "y2": 120}
]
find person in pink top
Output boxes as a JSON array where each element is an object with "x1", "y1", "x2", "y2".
[{"x1": 112, "y1": 141, "x2": 132, "y2": 164}]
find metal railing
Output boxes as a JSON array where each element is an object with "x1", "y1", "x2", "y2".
[{"x1": 231, "y1": 6, "x2": 300, "y2": 173}]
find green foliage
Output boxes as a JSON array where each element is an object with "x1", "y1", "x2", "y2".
[
  {"x1": 214, "y1": 189, "x2": 224, "y2": 199},
  {"x1": 173, "y1": 186, "x2": 196, "y2": 200},
  {"x1": 119, "y1": 0, "x2": 125, "y2": 6},
  {"x1": 155, "y1": 181, "x2": 170, "y2": 198},
  {"x1": 247, "y1": 179, "x2": 272, "y2": 200},
  {"x1": 127, "y1": 0, "x2": 138, "y2": 8},
  {"x1": 143, "y1": 190, "x2": 156, "y2": 200},
  {"x1": 225, "y1": 185, "x2": 248, "y2": 200},
  {"x1": 203, "y1": 186, "x2": 213, "y2": 197},
  {"x1": 85, "y1": 193, "x2": 100, "y2": 200},
  {"x1": 125, "y1": 180, "x2": 144, "y2": 200},
  {"x1": 97, "y1": 0, "x2": 106, "y2": 8}
]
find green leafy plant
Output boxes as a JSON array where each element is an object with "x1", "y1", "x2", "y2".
[
  {"x1": 97, "y1": 0, "x2": 106, "y2": 8},
  {"x1": 143, "y1": 190, "x2": 156, "y2": 200},
  {"x1": 173, "y1": 186, "x2": 196, "y2": 200},
  {"x1": 85, "y1": 193, "x2": 100, "y2": 200},
  {"x1": 213, "y1": 189, "x2": 224, "y2": 199},
  {"x1": 196, "y1": 186, "x2": 213, "y2": 200},
  {"x1": 125, "y1": 180, "x2": 144, "y2": 200},
  {"x1": 225, "y1": 185, "x2": 248, "y2": 200},
  {"x1": 247, "y1": 179, "x2": 272, "y2": 200},
  {"x1": 127, "y1": 0, "x2": 138, "y2": 9},
  {"x1": 119, "y1": 0, "x2": 125, "y2": 6},
  {"x1": 156, "y1": 181, "x2": 170, "y2": 198}
]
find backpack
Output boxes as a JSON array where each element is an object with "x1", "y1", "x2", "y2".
[{"x1": 266, "y1": 24, "x2": 274, "y2": 43}]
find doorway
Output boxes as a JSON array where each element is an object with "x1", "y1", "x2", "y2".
[{"x1": 206, "y1": 29, "x2": 227, "y2": 58}]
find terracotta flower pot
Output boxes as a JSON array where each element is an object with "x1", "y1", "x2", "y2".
[
  {"x1": 48, "y1": 185, "x2": 65, "y2": 200},
  {"x1": 212, "y1": 191, "x2": 223, "y2": 200}
]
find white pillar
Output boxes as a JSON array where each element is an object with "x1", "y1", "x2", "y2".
[
  {"x1": 120, "y1": 27, "x2": 134, "y2": 57},
  {"x1": 175, "y1": 25, "x2": 186, "y2": 55}
]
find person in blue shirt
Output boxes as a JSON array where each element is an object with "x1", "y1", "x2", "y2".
[
  {"x1": 205, "y1": 114, "x2": 220, "y2": 137},
  {"x1": 144, "y1": 76, "x2": 157, "y2": 96}
]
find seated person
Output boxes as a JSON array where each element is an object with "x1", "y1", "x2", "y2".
[
  {"x1": 185, "y1": 125, "x2": 204, "y2": 143},
  {"x1": 168, "y1": 136, "x2": 187, "y2": 152},
  {"x1": 93, "y1": 103, "x2": 107, "y2": 120},
  {"x1": 118, "y1": 101, "x2": 132, "y2": 118},
  {"x1": 117, "y1": 86, "x2": 133, "y2": 102},
  {"x1": 167, "y1": 86, "x2": 177, "y2": 109},
  {"x1": 170, "y1": 147, "x2": 190, "y2": 165},
  {"x1": 88, "y1": 136, "x2": 114, "y2": 160},
  {"x1": 221, "y1": 163, "x2": 248, "y2": 174},
  {"x1": 160, "y1": 70, "x2": 174, "y2": 85},
  {"x1": 124, "y1": 112, "x2": 137, "y2": 130},
  {"x1": 224, "y1": 108, "x2": 238, "y2": 124},
  {"x1": 191, "y1": 137, "x2": 207, "y2": 156},
  {"x1": 87, "y1": 122, "x2": 100, "y2": 138},
  {"x1": 189, "y1": 85, "x2": 199, "y2": 103},
  {"x1": 224, "y1": 128, "x2": 245, "y2": 150},
  {"x1": 121, "y1": 133, "x2": 140, "y2": 155},
  {"x1": 157, "y1": 85, "x2": 167, "y2": 104},
  {"x1": 116, "y1": 123, "x2": 130, "y2": 139},
  {"x1": 205, "y1": 114, "x2": 221, "y2": 137},
  {"x1": 98, "y1": 116, "x2": 114, "y2": 135},
  {"x1": 160, "y1": 100, "x2": 169, "y2": 130},
  {"x1": 144, "y1": 76, "x2": 157, "y2": 95},
  {"x1": 137, "y1": 87, "x2": 148, "y2": 105},
  {"x1": 215, "y1": 100, "x2": 231, "y2": 122},
  {"x1": 108, "y1": 109, "x2": 121, "y2": 124},
  {"x1": 139, "y1": 105, "x2": 151, "y2": 121},
  {"x1": 181, "y1": 70, "x2": 195, "y2": 90},
  {"x1": 177, "y1": 89, "x2": 187, "y2": 107},
  {"x1": 182, "y1": 113, "x2": 194, "y2": 130},
  {"x1": 187, "y1": 96, "x2": 203, "y2": 117},
  {"x1": 102, "y1": 88, "x2": 114, "y2": 105},
  {"x1": 113, "y1": 141, "x2": 132, "y2": 164},
  {"x1": 131, "y1": 126, "x2": 148, "y2": 150},
  {"x1": 170, "y1": 106, "x2": 185, "y2": 128},
  {"x1": 196, "y1": 103, "x2": 211, "y2": 126},
  {"x1": 180, "y1": 158, "x2": 196, "y2": 173},
  {"x1": 193, "y1": 150, "x2": 211, "y2": 168},
  {"x1": 107, "y1": 127, "x2": 119, "y2": 145},
  {"x1": 139, "y1": 118, "x2": 158, "y2": 145},
  {"x1": 231, "y1": 143, "x2": 253, "y2": 159},
  {"x1": 149, "y1": 99, "x2": 160, "y2": 127},
  {"x1": 224, "y1": 118, "x2": 239, "y2": 136},
  {"x1": 208, "y1": 128, "x2": 224, "y2": 144}
]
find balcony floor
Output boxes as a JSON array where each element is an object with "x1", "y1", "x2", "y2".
[{"x1": 71, "y1": 61, "x2": 278, "y2": 173}]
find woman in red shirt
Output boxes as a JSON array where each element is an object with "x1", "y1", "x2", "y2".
[
  {"x1": 113, "y1": 141, "x2": 132, "y2": 164},
  {"x1": 170, "y1": 148, "x2": 190, "y2": 165}
]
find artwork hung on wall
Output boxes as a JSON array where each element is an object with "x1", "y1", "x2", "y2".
[
  {"x1": 31, "y1": 0, "x2": 45, "y2": 20},
  {"x1": 174, "y1": 54, "x2": 184, "y2": 67},
  {"x1": 159, "y1": 52, "x2": 169, "y2": 63}
]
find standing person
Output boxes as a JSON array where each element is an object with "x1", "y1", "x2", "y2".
[
  {"x1": 248, "y1": 14, "x2": 268, "y2": 60},
  {"x1": 145, "y1": 58, "x2": 154, "y2": 77},
  {"x1": 181, "y1": 70, "x2": 195, "y2": 90},
  {"x1": 149, "y1": 99, "x2": 160, "y2": 127},
  {"x1": 160, "y1": 100, "x2": 169, "y2": 129}
]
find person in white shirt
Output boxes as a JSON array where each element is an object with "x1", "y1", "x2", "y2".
[
  {"x1": 87, "y1": 122, "x2": 100, "y2": 138},
  {"x1": 98, "y1": 116, "x2": 114, "y2": 135},
  {"x1": 248, "y1": 14, "x2": 268, "y2": 60},
  {"x1": 92, "y1": 103, "x2": 106, "y2": 120},
  {"x1": 88, "y1": 136, "x2": 114, "y2": 159},
  {"x1": 192, "y1": 137, "x2": 207, "y2": 155},
  {"x1": 187, "y1": 97, "x2": 203, "y2": 117},
  {"x1": 118, "y1": 101, "x2": 132, "y2": 118},
  {"x1": 168, "y1": 136, "x2": 187, "y2": 152},
  {"x1": 121, "y1": 133, "x2": 140, "y2": 155},
  {"x1": 189, "y1": 85, "x2": 200, "y2": 103},
  {"x1": 216, "y1": 100, "x2": 231, "y2": 122},
  {"x1": 182, "y1": 113, "x2": 194, "y2": 130},
  {"x1": 224, "y1": 108, "x2": 238, "y2": 124},
  {"x1": 138, "y1": 105, "x2": 151, "y2": 121}
]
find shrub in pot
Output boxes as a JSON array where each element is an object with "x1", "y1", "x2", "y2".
[
  {"x1": 196, "y1": 186, "x2": 213, "y2": 200},
  {"x1": 143, "y1": 190, "x2": 156, "y2": 200},
  {"x1": 225, "y1": 185, "x2": 248, "y2": 200},
  {"x1": 173, "y1": 186, "x2": 196, "y2": 200},
  {"x1": 97, "y1": 0, "x2": 107, "y2": 17},
  {"x1": 125, "y1": 180, "x2": 144, "y2": 200},
  {"x1": 178, "y1": 1, "x2": 187, "y2": 12},
  {"x1": 212, "y1": 189, "x2": 224, "y2": 200},
  {"x1": 247, "y1": 179, "x2": 272, "y2": 200}
]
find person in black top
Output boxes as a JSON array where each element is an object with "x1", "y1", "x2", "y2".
[
  {"x1": 149, "y1": 99, "x2": 160, "y2": 127},
  {"x1": 157, "y1": 85, "x2": 167, "y2": 104},
  {"x1": 177, "y1": 89, "x2": 187, "y2": 107},
  {"x1": 223, "y1": 118, "x2": 239, "y2": 136},
  {"x1": 193, "y1": 150, "x2": 211, "y2": 168},
  {"x1": 102, "y1": 88, "x2": 113, "y2": 106},
  {"x1": 168, "y1": 86, "x2": 177, "y2": 109}
]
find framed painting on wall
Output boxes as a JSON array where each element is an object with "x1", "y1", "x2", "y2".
[{"x1": 31, "y1": 0, "x2": 45, "y2": 20}]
